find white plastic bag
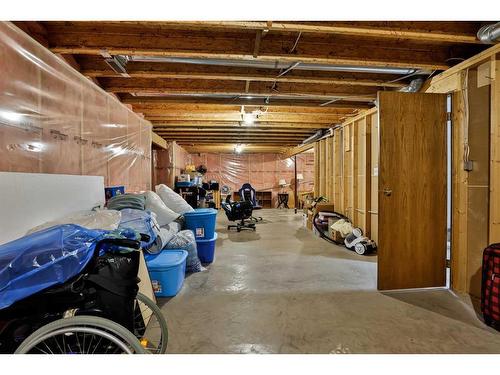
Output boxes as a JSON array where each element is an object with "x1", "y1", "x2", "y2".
[
  {"x1": 27, "y1": 209, "x2": 122, "y2": 234},
  {"x1": 155, "y1": 184, "x2": 194, "y2": 215},
  {"x1": 165, "y1": 230, "x2": 204, "y2": 273},
  {"x1": 144, "y1": 191, "x2": 180, "y2": 226}
]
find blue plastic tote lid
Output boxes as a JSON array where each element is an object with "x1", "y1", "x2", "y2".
[
  {"x1": 183, "y1": 208, "x2": 217, "y2": 216},
  {"x1": 145, "y1": 250, "x2": 188, "y2": 270},
  {"x1": 195, "y1": 232, "x2": 218, "y2": 243}
]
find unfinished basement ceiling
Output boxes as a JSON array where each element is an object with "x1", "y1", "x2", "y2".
[{"x1": 15, "y1": 21, "x2": 490, "y2": 153}]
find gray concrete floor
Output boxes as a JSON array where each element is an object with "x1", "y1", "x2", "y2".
[{"x1": 158, "y1": 209, "x2": 500, "y2": 353}]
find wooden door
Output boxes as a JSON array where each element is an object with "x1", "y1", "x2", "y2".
[{"x1": 378, "y1": 92, "x2": 447, "y2": 290}]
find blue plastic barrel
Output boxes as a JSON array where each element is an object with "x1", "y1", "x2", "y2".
[
  {"x1": 144, "y1": 250, "x2": 188, "y2": 297},
  {"x1": 196, "y1": 232, "x2": 218, "y2": 264},
  {"x1": 184, "y1": 208, "x2": 217, "y2": 240}
]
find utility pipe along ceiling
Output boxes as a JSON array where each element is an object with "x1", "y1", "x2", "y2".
[{"x1": 14, "y1": 21, "x2": 497, "y2": 153}]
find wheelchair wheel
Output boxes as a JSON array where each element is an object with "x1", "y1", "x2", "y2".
[
  {"x1": 14, "y1": 316, "x2": 146, "y2": 354},
  {"x1": 133, "y1": 292, "x2": 168, "y2": 354}
]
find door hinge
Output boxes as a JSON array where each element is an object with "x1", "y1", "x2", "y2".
[
  {"x1": 446, "y1": 112, "x2": 452, "y2": 122},
  {"x1": 446, "y1": 259, "x2": 451, "y2": 268}
]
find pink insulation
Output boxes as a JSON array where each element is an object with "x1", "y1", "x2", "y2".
[
  {"x1": 189, "y1": 152, "x2": 315, "y2": 207},
  {"x1": 0, "y1": 22, "x2": 152, "y2": 192}
]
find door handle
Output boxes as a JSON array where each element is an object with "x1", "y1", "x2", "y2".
[{"x1": 383, "y1": 188, "x2": 392, "y2": 197}]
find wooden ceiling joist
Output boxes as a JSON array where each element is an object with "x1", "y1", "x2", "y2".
[
  {"x1": 104, "y1": 21, "x2": 482, "y2": 44},
  {"x1": 146, "y1": 115, "x2": 345, "y2": 124},
  {"x1": 120, "y1": 96, "x2": 372, "y2": 109},
  {"x1": 150, "y1": 121, "x2": 332, "y2": 129},
  {"x1": 44, "y1": 22, "x2": 477, "y2": 70},
  {"x1": 154, "y1": 128, "x2": 315, "y2": 134},
  {"x1": 101, "y1": 78, "x2": 379, "y2": 98},
  {"x1": 181, "y1": 144, "x2": 287, "y2": 154},
  {"x1": 16, "y1": 21, "x2": 490, "y2": 148},
  {"x1": 83, "y1": 69, "x2": 405, "y2": 88},
  {"x1": 129, "y1": 103, "x2": 358, "y2": 115}
]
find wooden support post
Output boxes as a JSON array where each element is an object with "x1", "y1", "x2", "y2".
[
  {"x1": 352, "y1": 122, "x2": 359, "y2": 225},
  {"x1": 314, "y1": 142, "x2": 319, "y2": 197},
  {"x1": 325, "y1": 137, "x2": 331, "y2": 201},
  {"x1": 321, "y1": 138, "x2": 326, "y2": 197},
  {"x1": 364, "y1": 116, "x2": 372, "y2": 238},
  {"x1": 334, "y1": 128, "x2": 342, "y2": 212},
  {"x1": 451, "y1": 77, "x2": 469, "y2": 293},
  {"x1": 490, "y1": 57, "x2": 500, "y2": 243},
  {"x1": 294, "y1": 154, "x2": 298, "y2": 214}
]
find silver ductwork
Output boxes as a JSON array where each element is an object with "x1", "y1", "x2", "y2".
[
  {"x1": 477, "y1": 22, "x2": 500, "y2": 44},
  {"x1": 125, "y1": 55, "x2": 417, "y2": 76},
  {"x1": 301, "y1": 130, "x2": 325, "y2": 145},
  {"x1": 399, "y1": 77, "x2": 425, "y2": 93}
]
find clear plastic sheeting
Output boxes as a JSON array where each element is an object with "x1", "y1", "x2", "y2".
[
  {"x1": 0, "y1": 22, "x2": 152, "y2": 192},
  {"x1": 189, "y1": 153, "x2": 315, "y2": 206},
  {"x1": 26, "y1": 209, "x2": 122, "y2": 235},
  {"x1": 0, "y1": 224, "x2": 103, "y2": 309}
]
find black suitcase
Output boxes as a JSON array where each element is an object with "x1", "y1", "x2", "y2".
[{"x1": 481, "y1": 243, "x2": 500, "y2": 328}]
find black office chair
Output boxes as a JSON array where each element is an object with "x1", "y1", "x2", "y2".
[
  {"x1": 221, "y1": 195, "x2": 256, "y2": 232},
  {"x1": 238, "y1": 183, "x2": 262, "y2": 222}
]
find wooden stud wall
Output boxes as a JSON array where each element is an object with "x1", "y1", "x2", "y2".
[
  {"x1": 313, "y1": 108, "x2": 378, "y2": 238},
  {"x1": 425, "y1": 46, "x2": 499, "y2": 297},
  {"x1": 491, "y1": 58, "x2": 500, "y2": 243}
]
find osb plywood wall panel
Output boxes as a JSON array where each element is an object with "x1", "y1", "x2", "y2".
[
  {"x1": 189, "y1": 152, "x2": 315, "y2": 207},
  {"x1": 0, "y1": 22, "x2": 152, "y2": 192}
]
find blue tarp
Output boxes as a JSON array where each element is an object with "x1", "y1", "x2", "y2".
[
  {"x1": 0, "y1": 210, "x2": 157, "y2": 310},
  {"x1": 0, "y1": 224, "x2": 105, "y2": 310}
]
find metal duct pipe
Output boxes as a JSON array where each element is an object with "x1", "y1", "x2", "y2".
[
  {"x1": 477, "y1": 22, "x2": 500, "y2": 44},
  {"x1": 399, "y1": 77, "x2": 424, "y2": 93},
  {"x1": 301, "y1": 130, "x2": 325, "y2": 145},
  {"x1": 126, "y1": 55, "x2": 416, "y2": 75}
]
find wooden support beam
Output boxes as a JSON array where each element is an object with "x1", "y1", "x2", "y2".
[
  {"x1": 151, "y1": 131, "x2": 167, "y2": 149},
  {"x1": 156, "y1": 134, "x2": 308, "y2": 139},
  {"x1": 131, "y1": 103, "x2": 359, "y2": 115},
  {"x1": 451, "y1": 78, "x2": 469, "y2": 293},
  {"x1": 253, "y1": 30, "x2": 262, "y2": 58},
  {"x1": 151, "y1": 121, "x2": 331, "y2": 129},
  {"x1": 430, "y1": 44, "x2": 500, "y2": 88},
  {"x1": 130, "y1": 21, "x2": 482, "y2": 44},
  {"x1": 82, "y1": 69, "x2": 405, "y2": 88},
  {"x1": 146, "y1": 113, "x2": 347, "y2": 124},
  {"x1": 282, "y1": 143, "x2": 314, "y2": 158},
  {"x1": 490, "y1": 57, "x2": 500, "y2": 243},
  {"x1": 101, "y1": 78, "x2": 378, "y2": 100},
  {"x1": 47, "y1": 25, "x2": 455, "y2": 71},
  {"x1": 181, "y1": 144, "x2": 286, "y2": 153},
  {"x1": 121, "y1": 96, "x2": 373, "y2": 109},
  {"x1": 154, "y1": 127, "x2": 315, "y2": 134}
]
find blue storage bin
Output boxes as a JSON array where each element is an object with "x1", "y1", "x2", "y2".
[
  {"x1": 144, "y1": 250, "x2": 188, "y2": 297},
  {"x1": 184, "y1": 208, "x2": 217, "y2": 240},
  {"x1": 196, "y1": 232, "x2": 218, "y2": 264},
  {"x1": 104, "y1": 186, "x2": 125, "y2": 201}
]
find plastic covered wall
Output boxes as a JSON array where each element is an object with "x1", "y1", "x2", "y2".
[
  {"x1": 152, "y1": 142, "x2": 189, "y2": 188},
  {"x1": 189, "y1": 152, "x2": 315, "y2": 207},
  {"x1": 0, "y1": 22, "x2": 152, "y2": 192}
]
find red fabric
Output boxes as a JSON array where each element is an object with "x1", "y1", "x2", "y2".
[{"x1": 482, "y1": 244, "x2": 500, "y2": 323}]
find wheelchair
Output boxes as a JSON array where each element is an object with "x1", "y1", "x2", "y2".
[{"x1": 0, "y1": 224, "x2": 168, "y2": 354}]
